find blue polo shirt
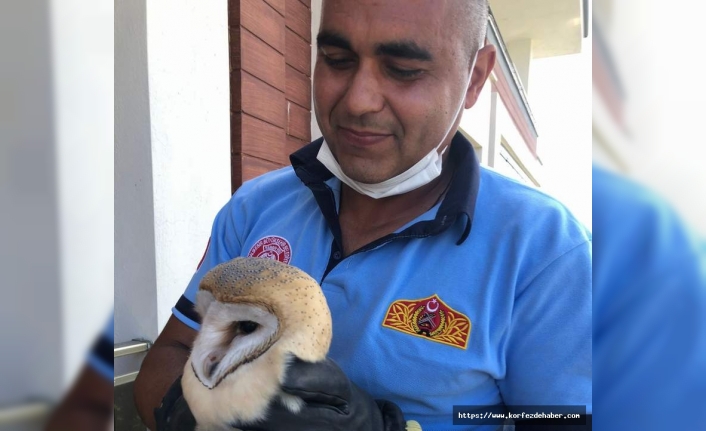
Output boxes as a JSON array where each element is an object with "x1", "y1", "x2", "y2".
[
  {"x1": 173, "y1": 132, "x2": 592, "y2": 430},
  {"x1": 592, "y1": 166, "x2": 706, "y2": 431}
]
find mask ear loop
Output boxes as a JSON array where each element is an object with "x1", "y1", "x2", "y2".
[{"x1": 435, "y1": 51, "x2": 479, "y2": 159}]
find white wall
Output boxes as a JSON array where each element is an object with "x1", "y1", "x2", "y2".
[
  {"x1": 0, "y1": 0, "x2": 64, "y2": 408},
  {"x1": 0, "y1": 0, "x2": 113, "y2": 416},
  {"x1": 145, "y1": 0, "x2": 232, "y2": 332},
  {"x1": 51, "y1": 0, "x2": 115, "y2": 387},
  {"x1": 115, "y1": 0, "x2": 159, "y2": 376},
  {"x1": 116, "y1": 0, "x2": 232, "y2": 377}
]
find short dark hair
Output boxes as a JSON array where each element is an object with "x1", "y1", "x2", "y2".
[{"x1": 461, "y1": 0, "x2": 489, "y2": 62}]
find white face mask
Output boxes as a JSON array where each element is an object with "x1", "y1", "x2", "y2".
[{"x1": 316, "y1": 62, "x2": 475, "y2": 199}]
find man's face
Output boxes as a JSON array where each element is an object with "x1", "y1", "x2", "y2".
[{"x1": 313, "y1": 0, "x2": 475, "y2": 184}]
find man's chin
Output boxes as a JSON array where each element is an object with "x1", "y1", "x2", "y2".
[
  {"x1": 322, "y1": 142, "x2": 397, "y2": 183},
  {"x1": 339, "y1": 166, "x2": 394, "y2": 185}
]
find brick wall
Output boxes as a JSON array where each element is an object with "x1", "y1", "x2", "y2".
[{"x1": 228, "y1": 0, "x2": 312, "y2": 193}]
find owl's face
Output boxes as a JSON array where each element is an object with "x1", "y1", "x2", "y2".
[
  {"x1": 182, "y1": 257, "x2": 332, "y2": 429},
  {"x1": 190, "y1": 290, "x2": 281, "y2": 389}
]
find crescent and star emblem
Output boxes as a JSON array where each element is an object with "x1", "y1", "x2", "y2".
[
  {"x1": 426, "y1": 299, "x2": 439, "y2": 313},
  {"x1": 382, "y1": 294, "x2": 472, "y2": 350}
]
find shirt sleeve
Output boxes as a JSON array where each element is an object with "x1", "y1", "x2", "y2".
[
  {"x1": 497, "y1": 241, "x2": 593, "y2": 414},
  {"x1": 87, "y1": 313, "x2": 115, "y2": 382},
  {"x1": 592, "y1": 166, "x2": 706, "y2": 430},
  {"x1": 172, "y1": 197, "x2": 244, "y2": 330}
]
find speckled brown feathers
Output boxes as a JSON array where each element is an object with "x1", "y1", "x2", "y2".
[{"x1": 197, "y1": 257, "x2": 332, "y2": 362}]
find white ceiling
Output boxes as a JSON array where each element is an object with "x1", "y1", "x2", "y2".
[{"x1": 489, "y1": 0, "x2": 584, "y2": 58}]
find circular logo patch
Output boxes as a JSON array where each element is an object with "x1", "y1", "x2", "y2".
[{"x1": 247, "y1": 236, "x2": 292, "y2": 264}]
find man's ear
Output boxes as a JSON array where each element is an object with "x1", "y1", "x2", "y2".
[{"x1": 464, "y1": 44, "x2": 497, "y2": 109}]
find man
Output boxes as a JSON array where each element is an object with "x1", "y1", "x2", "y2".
[{"x1": 134, "y1": 0, "x2": 592, "y2": 429}]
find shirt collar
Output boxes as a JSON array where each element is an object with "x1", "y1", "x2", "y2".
[{"x1": 290, "y1": 130, "x2": 480, "y2": 244}]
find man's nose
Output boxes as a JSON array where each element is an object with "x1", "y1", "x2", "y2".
[{"x1": 341, "y1": 60, "x2": 385, "y2": 117}]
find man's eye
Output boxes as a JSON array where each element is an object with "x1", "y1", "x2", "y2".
[
  {"x1": 322, "y1": 54, "x2": 355, "y2": 69},
  {"x1": 388, "y1": 66, "x2": 423, "y2": 80}
]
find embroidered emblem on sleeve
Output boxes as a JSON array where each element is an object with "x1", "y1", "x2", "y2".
[
  {"x1": 382, "y1": 294, "x2": 471, "y2": 349},
  {"x1": 247, "y1": 235, "x2": 292, "y2": 264}
]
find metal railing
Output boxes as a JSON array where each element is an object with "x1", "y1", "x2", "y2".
[
  {"x1": 0, "y1": 401, "x2": 52, "y2": 426},
  {"x1": 114, "y1": 339, "x2": 152, "y2": 387},
  {"x1": 115, "y1": 339, "x2": 151, "y2": 358},
  {"x1": 0, "y1": 339, "x2": 151, "y2": 425}
]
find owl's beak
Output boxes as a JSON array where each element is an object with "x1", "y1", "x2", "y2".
[
  {"x1": 207, "y1": 359, "x2": 221, "y2": 378},
  {"x1": 199, "y1": 348, "x2": 227, "y2": 385}
]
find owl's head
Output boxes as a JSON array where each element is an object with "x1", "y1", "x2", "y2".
[{"x1": 188, "y1": 257, "x2": 332, "y2": 390}]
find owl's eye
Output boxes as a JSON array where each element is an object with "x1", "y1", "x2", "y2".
[{"x1": 238, "y1": 320, "x2": 259, "y2": 334}]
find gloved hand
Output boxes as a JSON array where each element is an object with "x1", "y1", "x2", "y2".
[
  {"x1": 154, "y1": 374, "x2": 196, "y2": 431},
  {"x1": 153, "y1": 357, "x2": 409, "y2": 431},
  {"x1": 241, "y1": 357, "x2": 407, "y2": 431}
]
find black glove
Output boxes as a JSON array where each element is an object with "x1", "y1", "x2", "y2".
[
  {"x1": 154, "y1": 374, "x2": 196, "y2": 431},
  {"x1": 153, "y1": 357, "x2": 407, "y2": 431},
  {"x1": 238, "y1": 357, "x2": 407, "y2": 431}
]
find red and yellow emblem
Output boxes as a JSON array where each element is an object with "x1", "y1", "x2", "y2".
[{"x1": 382, "y1": 294, "x2": 471, "y2": 349}]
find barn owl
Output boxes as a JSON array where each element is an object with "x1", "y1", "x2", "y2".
[{"x1": 181, "y1": 257, "x2": 333, "y2": 431}]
